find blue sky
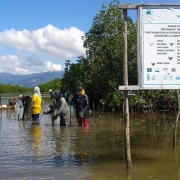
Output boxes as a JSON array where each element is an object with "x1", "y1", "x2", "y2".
[{"x1": 0, "y1": 0, "x2": 179, "y2": 74}]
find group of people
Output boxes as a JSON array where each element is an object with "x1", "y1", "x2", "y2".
[
  {"x1": 18, "y1": 85, "x2": 90, "y2": 127},
  {"x1": 18, "y1": 87, "x2": 42, "y2": 122},
  {"x1": 43, "y1": 85, "x2": 90, "y2": 127}
]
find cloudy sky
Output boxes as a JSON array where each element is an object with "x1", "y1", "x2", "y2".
[{"x1": 0, "y1": 0, "x2": 178, "y2": 74}]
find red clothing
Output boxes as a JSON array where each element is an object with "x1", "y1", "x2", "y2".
[{"x1": 77, "y1": 118, "x2": 89, "y2": 127}]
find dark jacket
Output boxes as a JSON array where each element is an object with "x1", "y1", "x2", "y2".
[
  {"x1": 71, "y1": 94, "x2": 89, "y2": 119},
  {"x1": 22, "y1": 96, "x2": 31, "y2": 109}
]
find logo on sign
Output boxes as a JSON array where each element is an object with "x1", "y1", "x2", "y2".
[
  {"x1": 176, "y1": 76, "x2": 180, "y2": 80},
  {"x1": 151, "y1": 75, "x2": 156, "y2": 81},
  {"x1": 147, "y1": 74, "x2": 150, "y2": 81},
  {"x1": 163, "y1": 68, "x2": 168, "y2": 73},
  {"x1": 146, "y1": 10, "x2": 152, "y2": 15},
  {"x1": 171, "y1": 68, "x2": 176, "y2": 72},
  {"x1": 147, "y1": 68, "x2": 152, "y2": 72},
  {"x1": 163, "y1": 75, "x2": 167, "y2": 80},
  {"x1": 155, "y1": 68, "x2": 160, "y2": 72},
  {"x1": 169, "y1": 75, "x2": 173, "y2": 80}
]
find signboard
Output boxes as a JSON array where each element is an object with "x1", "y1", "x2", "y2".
[{"x1": 140, "y1": 7, "x2": 180, "y2": 89}]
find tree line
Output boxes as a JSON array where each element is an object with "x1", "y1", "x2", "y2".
[
  {"x1": 62, "y1": 0, "x2": 178, "y2": 112},
  {"x1": 1, "y1": 0, "x2": 178, "y2": 112},
  {"x1": 0, "y1": 84, "x2": 32, "y2": 93},
  {"x1": 62, "y1": 0, "x2": 137, "y2": 109}
]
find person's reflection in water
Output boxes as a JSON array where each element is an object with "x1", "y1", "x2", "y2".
[
  {"x1": 29, "y1": 123, "x2": 42, "y2": 159},
  {"x1": 74, "y1": 127, "x2": 89, "y2": 165},
  {"x1": 6, "y1": 109, "x2": 17, "y2": 120},
  {"x1": 52, "y1": 126, "x2": 70, "y2": 159}
]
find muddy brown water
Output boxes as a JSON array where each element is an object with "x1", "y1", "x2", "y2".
[{"x1": 0, "y1": 97, "x2": 180, "y2": 179}]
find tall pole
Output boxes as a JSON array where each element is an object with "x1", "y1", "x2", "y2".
[
  {"x1": 173, "y1": 90, "x2": 180, "y2": 148},
  {"x1": 0, "y1": 94, "x2": 1, "y2": 107},
  {"x1": 123, "y1": 9, "x2": 132, "y2": 169}
]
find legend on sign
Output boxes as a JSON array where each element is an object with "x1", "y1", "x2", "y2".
[{"x1": 141, "y1": 7, "x2": 180, "y2": 89}]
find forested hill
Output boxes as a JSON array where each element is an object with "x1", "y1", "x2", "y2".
[{"x1": 0, "y1": 71, "x2": 64, "y2": 87}]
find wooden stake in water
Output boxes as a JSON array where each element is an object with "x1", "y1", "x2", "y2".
[
  {"x1": 0, "y1": 94, "x2": 1, "y2": 107},
  {"x1": 123, "y1": 9, "x2": 132, "y2": 169},
  {"x1": 173, "y1": 90, "x2": 180, "y2": 148},
  {"x1": 93, "y1": 102, "x2": 95, "y2": 118}
]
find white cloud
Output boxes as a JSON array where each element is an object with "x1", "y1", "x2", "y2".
[
  {"x1": 0, "y1": 55, "x2": 62, "y2": 74},
  {"x1": 0, "y1": 24, "x2": 86, "y2": 59}
]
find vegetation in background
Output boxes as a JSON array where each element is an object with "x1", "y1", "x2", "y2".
[
  {"x1": 62, "y1": 0, "x2": 179, "y2": 111},
  {"x1": 0, "y1": 84, "x2": 32, "y2": 93},
  {"x1": 38, "y1": 78, "x2": 61, "y2": 92},
  {"x1": 1, "y1": 0, "x2": 178, "y2": 112},
  {"x1": 63, "y1": 0, "x2": 137, "y2": 108}
]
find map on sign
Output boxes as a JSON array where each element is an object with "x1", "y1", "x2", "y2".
[{"x1": 141, "y1": 7, "x2": 180, "y2": 89}]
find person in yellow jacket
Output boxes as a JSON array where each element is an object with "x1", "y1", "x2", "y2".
[{"x1": 31, "y1": 87, "x2": 42, "y2": 123}]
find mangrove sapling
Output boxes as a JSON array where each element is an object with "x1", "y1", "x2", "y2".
[{"x1": 162, "y1": 110, "x2": 168, "y2": 135}]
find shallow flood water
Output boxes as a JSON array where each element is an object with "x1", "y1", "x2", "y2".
[{"x1": 0, "y1": 97, "x2": 180, "y2": 179}]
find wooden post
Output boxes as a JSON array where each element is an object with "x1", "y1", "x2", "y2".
[
  {"x1": 70, "y1": 105, "x2": 72, "y2": 127},
  {"x1": 0, "y1": 94, "x2": 1, "y2": 107},
  {"x1": 93, "y1": 102, "x2": 95, "y2": 118},
  {"x1": 173, "y1": 90, "x2": 180, "y2": 148},
  {"x1": 0, "y1": 94, "x2": 2, "y2": 117},
  {"x1": 123, "y1": 9, "x2": 132, "y2": 169}
]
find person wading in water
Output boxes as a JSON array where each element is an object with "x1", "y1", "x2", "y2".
[
  {"x1": 31, "y1": 87, "x2": 42, "y2": 123},
  {"x1": 71, "y1": 86, "x2": 89, "y2": 127},
  {"x1": 43, "y1": 90, "x2": 70, "y2": 126}
]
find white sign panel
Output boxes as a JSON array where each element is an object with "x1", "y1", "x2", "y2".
[{"x1": 141, "y1": 7, "x2": 180, "y2": 89}]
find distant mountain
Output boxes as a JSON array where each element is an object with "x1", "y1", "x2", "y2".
[{"x1": 0, "y1": 71, "x2": 64, "y2": 87}]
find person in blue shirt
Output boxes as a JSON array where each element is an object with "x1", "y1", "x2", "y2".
[{"x1": 71, "y1": 86, "x2": 89, "y2": 127}]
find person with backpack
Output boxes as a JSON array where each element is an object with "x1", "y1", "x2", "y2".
[{"x1": 71, "y1": 86, "x2": 89, "y2": 127}]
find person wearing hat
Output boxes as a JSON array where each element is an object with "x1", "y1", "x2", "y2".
[
  {"x1": 61, "y1": 85, "x2": 69, "y2": 104},
  {"x1": 71, "y1": 86, "x2": 89, "y2": 127},
  {"x1": 6, "y1": 96, "x2": 17, "y2": 107},
  {"x1": 43, "y1": 90, "x2": 70, "y2": 126},
  {"x1": 18, "y1": 94, "x2": 31, "y2": 120},
  {"x1": 18, "y1": 95, "x2": 31, "y2": 108},
  {"x1": 49, "y1": 89, "x2": 54, "y2": 100}
]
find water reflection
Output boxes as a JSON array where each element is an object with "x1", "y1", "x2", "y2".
[
  {"x1": 1, "y1": 96, "x2": 180, "y2": 179},
  {"x1": 74, "y1": 127, "x2": 89, "y2": 166},
  {"x1": 28, "y1": 123, "x2": 42, "y2": 157}
]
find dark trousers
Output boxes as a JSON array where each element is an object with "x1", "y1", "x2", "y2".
[{"x1": 32, "y1": 114, "x2": 40, "y2": 122}]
